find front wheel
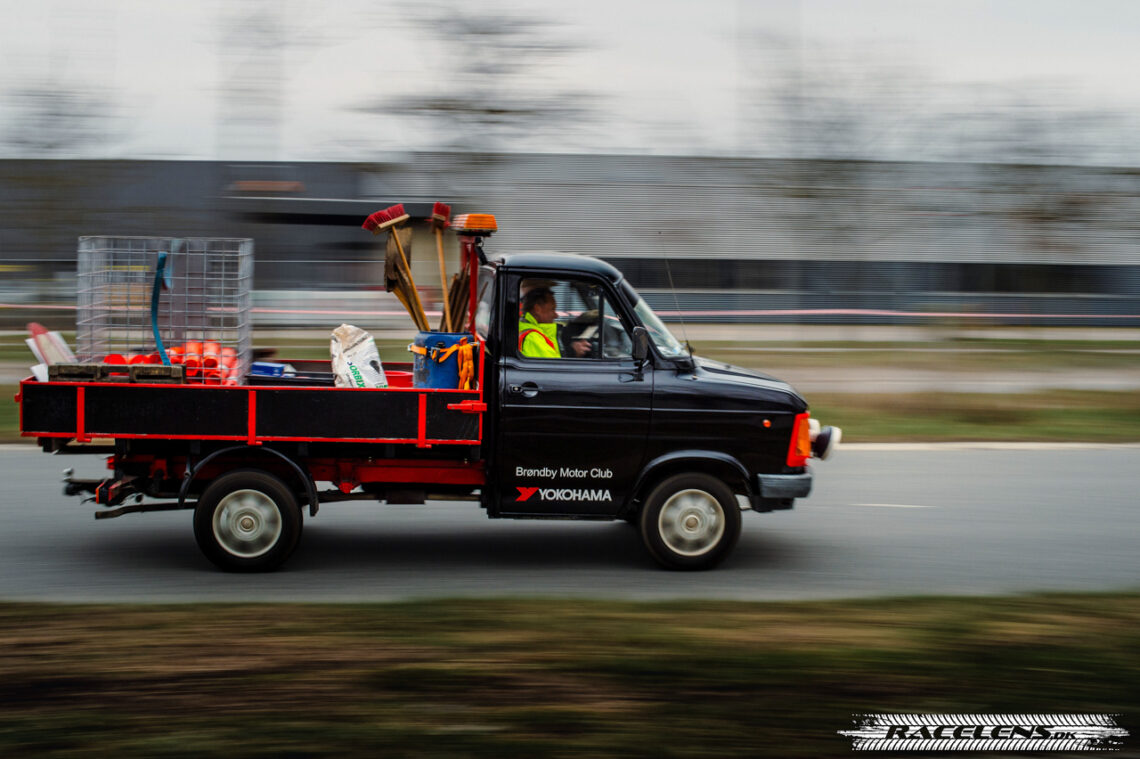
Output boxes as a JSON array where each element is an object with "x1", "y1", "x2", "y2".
[
  {"x1": 639, "y1": 473, "x2": 741, "y2": 570},
  {"x1": 193, "y1": 469, "x2": 302, "y2": 572}
]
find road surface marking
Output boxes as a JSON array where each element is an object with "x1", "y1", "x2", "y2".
[{"x1": 855, "y1": 502, "x2": 935, "y2": 508}]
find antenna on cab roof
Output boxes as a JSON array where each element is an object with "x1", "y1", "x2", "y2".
[{"x1": 660, "y1": 234, "x2": 693, "y2": 358}]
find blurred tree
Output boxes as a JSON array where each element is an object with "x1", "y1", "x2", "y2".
[
  {"x1": 0, "y1": 82, "x2": 122, "y2": 156},
  {"x1": 925, "y1": 83, "x2": 1129, "y2": 167},
  {"x1": 355, "y1": 5, "x2": 593, "y2": 152},
  {"x1": 216, "y1": 3, "x2": 287, "y2": 162},
  {"x1": 213, "y1": 0, "x2": 378, "y2": 161},
  {"x1": 746, "y1": 34, "x2": 1129, "y2": 168},
  {"x1": 746, "y1": 34, "x2": 927, "y2": 163}
]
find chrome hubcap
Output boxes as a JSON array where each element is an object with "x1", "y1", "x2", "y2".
[
  {"x1": 658, "y1": 488, "x2": 725, "y2": 557},
  {"x1": 213, "y1": 489, "x2": 283, "y2": 558}
]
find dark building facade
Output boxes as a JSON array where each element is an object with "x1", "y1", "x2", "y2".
[{"x1": 2, "y1": 154, "x2": 1138, "y2": 325}]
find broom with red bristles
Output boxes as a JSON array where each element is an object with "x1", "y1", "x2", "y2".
[
  {"x1": 362, "y1": 203, "x2": 429, "y2": 330},
  {"x1": 428, "y1": 202, "x2": 453, "y2": 332}
]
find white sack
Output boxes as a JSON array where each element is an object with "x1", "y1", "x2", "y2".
[{"x1": 330, "y1": 324, "x2": 388, "y2": 388}]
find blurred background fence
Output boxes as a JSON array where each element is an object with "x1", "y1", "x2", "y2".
[{"x1": 2, "y1": 153, "x2": 1138, "y2": 328}]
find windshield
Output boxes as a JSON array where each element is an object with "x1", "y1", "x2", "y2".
[{"x1": 622, "y1": 280, "x2": 687, "y2": 358}]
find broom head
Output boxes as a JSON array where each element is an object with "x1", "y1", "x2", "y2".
[
  {"x1": 429, "y1": 201, "x2": 452, "y2": 228},
  {"x1": 362, "y1": 203, "x2": 410, "y2": 234}
]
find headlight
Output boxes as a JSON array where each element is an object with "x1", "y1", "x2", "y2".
[{"x1": 811, "y1": 425, "x2": 841, "y2": 460}]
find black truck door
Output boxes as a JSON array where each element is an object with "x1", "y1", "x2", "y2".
[{"x1": 497, "y1": 274, "x2": 651, "y2": 516}]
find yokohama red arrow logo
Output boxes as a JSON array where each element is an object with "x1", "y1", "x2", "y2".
[{"x1": 516, "y1": 486, "x2": 539, "y2": 502}]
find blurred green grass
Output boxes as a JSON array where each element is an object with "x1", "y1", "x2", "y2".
[
  {"x1": 696, "y1": 339, "x2": 1140, "y2": 371},
  {"x1": 1, "y1": 385, "x2": 17, "y2": 440},
  {"x1": 808, "y1": 390, "x2": 1140, "y2": 442},
  {"x1": 0, "y1": 595, "x2": 1136, "y2": 757}
]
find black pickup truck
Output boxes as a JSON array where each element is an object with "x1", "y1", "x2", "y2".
[{"x1": 17, "y1": 215, "x2": 839, "y2": 571}]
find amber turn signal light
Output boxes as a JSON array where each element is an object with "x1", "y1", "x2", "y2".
[{"x1": 786, "y1": 412, "x2": 812, "y2": 467}]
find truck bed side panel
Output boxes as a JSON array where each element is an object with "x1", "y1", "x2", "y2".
[
  {"x1": 86, "y1": 385, "x2": 247, "y2": 437},
  {"x1": 19, "y1": 382, "x2": 77, "y2": 433},
  {"x1": 256, "y1": 389, "x2": 419, "y2": 440},
  {"x1": 20, "y1": 380, "x2": 483, "y2": 446},
  {"x1": 426, "y1": 392, "x2": 479, "y2": 442},
  {"x1": 255, "y1": 389, "x2": 480, "y2": 442}
]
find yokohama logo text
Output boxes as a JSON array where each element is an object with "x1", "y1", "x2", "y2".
[{"x1": 516, "y1": 486, "x2": 612, "y2": 502}]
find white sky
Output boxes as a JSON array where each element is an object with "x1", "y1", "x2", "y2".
[{"x1": 0, "y1": 0, "x2": 1137, "y2": 162}]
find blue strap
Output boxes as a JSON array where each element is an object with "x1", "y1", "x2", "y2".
[{"x1": 151, "y1": 252, "x2": 171, "y2": 366}]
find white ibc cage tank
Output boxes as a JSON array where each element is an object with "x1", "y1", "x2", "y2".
[{"x1": 76, "y1": 237, "x2": 253, "y2": 383}]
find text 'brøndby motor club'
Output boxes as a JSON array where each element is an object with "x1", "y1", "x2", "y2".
[
  {"x1": 515, "y1": 467, "x2": 615, "y2": 479},
  {"x1": 515, "y1": 466, "x2": 615, "y2": 502}
]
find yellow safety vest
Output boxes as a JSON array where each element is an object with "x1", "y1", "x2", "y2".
[{"x1": 518, "y1": 312, "x2": 560, "y2": 358}]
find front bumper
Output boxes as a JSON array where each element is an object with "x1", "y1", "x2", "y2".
[
  {"x1": 757, "y1": 472, "x2": 812, "y2": 499},
  {"x1": 750, "y1": 471, "x2": 812, "y2": 512}
]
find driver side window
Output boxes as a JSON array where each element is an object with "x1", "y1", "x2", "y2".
[{"x1": 517, "y1": 277, "x2": 632, "y2": 360}]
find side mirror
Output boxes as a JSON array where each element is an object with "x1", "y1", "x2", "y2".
[{"x1": 631, "y1": 326, "x2": 650, "y2": 363}]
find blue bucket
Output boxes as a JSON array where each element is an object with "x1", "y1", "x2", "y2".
[{"x1": 411, "y1": 332, "x2": 478, "y2": 389}]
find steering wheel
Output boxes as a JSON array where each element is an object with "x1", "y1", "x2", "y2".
[
  {"x1": 601, "y1": 318, "x2": 633, "y2": 358},
  {"x1": 563, "y1": 311, "x2": 600, "y2": 358}
]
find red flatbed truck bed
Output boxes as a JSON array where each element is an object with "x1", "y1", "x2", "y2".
[
  {"x1": 17, "y1": 356, "x2": 489, "y2": 499},
  {"x1": 19, "y1": 360, "x2": 486, "y2": 453},
  {"x1": 17, "y1": 213, "x2": 496, "y2": 571}
]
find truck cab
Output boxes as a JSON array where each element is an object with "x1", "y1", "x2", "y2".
[{"x1": 480, "y1": 252, "x2": 832, "y2": 568}]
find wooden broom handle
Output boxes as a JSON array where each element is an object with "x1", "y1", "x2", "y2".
[{"x1": 435, "y1": 228, "x2": 453, "y2": 332}]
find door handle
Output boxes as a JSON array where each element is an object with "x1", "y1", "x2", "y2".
[{"x1": 510, "y1": 382, "x2": 541, "y2": 398}]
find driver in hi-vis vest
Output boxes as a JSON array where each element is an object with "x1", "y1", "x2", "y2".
[{"x1": 518, "y1": 287, "x2": 590, "y2": 359}]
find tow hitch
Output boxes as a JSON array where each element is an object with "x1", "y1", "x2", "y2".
[
  {"x1": 62, "y1": 468, "x2": 138, "y2": 505},
  {"x1": 62, "y1": 468, "x2": 101, "y2": 497}
]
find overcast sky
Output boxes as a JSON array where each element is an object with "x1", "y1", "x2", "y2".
[{"x1": 1, "y1": 0, "x2": 1137, "y2": 163}]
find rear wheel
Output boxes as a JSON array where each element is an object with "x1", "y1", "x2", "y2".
[
  {"x1": 194, "y1": 469, "x2": 302, "y2": 572},
  {"x1": 639, "y1": 473, "x2": 741, "y2": 570}
]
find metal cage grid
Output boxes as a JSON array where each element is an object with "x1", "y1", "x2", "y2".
[{"x1": 76, "y1": 237, "x2": 253, "y2": 383}]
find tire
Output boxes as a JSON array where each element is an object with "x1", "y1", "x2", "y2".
[
  {"x1": 638, "y1": 473, "x2": 742, "y2": 570},
  {"x1": 193, "y1": 469, "x2": 302, "y2": 572}
]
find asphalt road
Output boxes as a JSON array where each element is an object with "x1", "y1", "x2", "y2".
[{"x1": 0, "y1": 445, "x2": 1136, "y2": 602}]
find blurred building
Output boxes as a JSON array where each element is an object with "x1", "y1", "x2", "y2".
[{"x1": 1, "y1": 154, "x2": 1138, "y2": 325}]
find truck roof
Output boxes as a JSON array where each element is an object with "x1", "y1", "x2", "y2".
[{"x1": 489, "y1": 251, "x2": 624, "y2": 283}]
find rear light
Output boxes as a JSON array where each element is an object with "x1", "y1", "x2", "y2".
[{"x1": 787, "y1": 412, "x2": 812, "y2": 467}]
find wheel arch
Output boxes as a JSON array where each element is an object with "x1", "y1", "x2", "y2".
[
  {"x1": 624, "y1": 450, "x2": 752, "y2": 520},
  {"x1": 178, "y1": 445, "x2": 319, "y2": 517}
]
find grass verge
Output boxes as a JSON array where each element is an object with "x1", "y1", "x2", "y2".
[
  {"x1": 0, "y1": 595, "x2": 1136, "y2": 757},
  {"x1": 808, "y1": 389, "x2": 1140, "y2": 442},
  {"x1": 1, "y1": 385, "x2": 17, "y2": 442},
  {"x1": 696, "y1": 340, "x2": 1140, "y2": 371}
]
